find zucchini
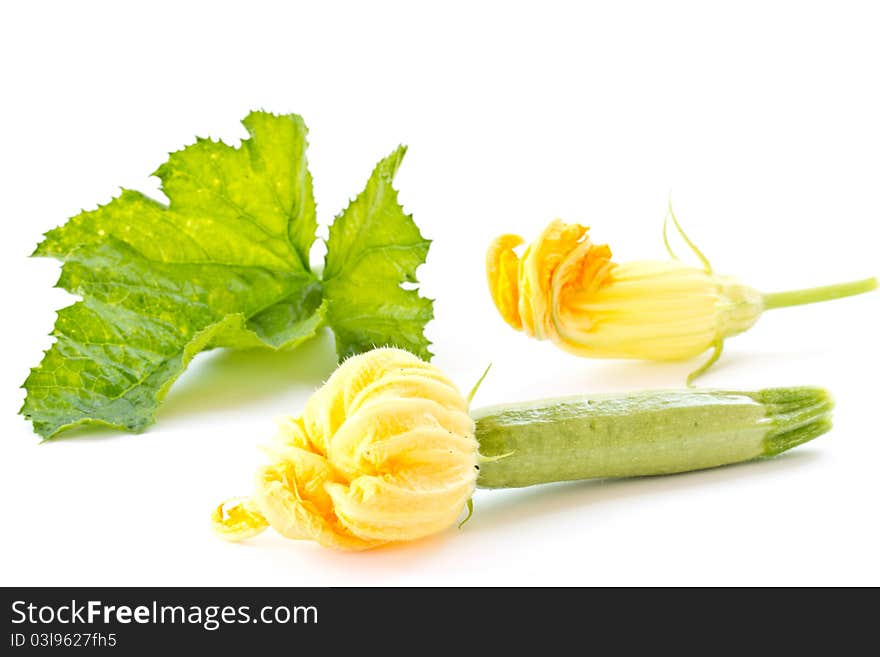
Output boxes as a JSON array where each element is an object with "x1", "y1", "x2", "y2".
[{"x1": 474, "y1": 387, "x2": 833, "y2": 488}]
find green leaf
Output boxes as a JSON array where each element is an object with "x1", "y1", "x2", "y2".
[
  {"x1": 322, "y1": 145, "x2": 433, "y2": 361},
  {"x1": 22, "y1": 112, "x2": 322, "y2": 438},
  {"x1": 23, "y1": 114, "x2": 436, "y2": 440}
]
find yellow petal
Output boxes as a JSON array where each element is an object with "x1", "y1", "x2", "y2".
[
  {"x1": 211, "y1": 498, "x2": 269, "y2": 542},
  {"x1": 486, "y1": 234, "x2": 525, "y2": 330},
  {"x1": 253, "y1": 458, "x2": 379, "y2": 550}
]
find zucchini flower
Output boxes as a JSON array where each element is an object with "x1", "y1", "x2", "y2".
[
  {"x1": 214, "y1": 348, "x2": 834, "y2": 551},
  {"x1": 487, "y1": 213, "x2": 876, "y2": 380},
  {"x1": 213, "y1": 348, "x2": 479, "y2": 550}
]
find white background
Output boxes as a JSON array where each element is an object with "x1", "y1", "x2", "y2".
[{"x1": 1, "y1": 1, "x2": 878, "y2": 586}]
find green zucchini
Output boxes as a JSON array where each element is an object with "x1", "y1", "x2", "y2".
[{"x1": 474, "y1": 387, "x2": 833, "y2": 488}]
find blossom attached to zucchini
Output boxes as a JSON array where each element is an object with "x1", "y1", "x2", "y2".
[
  {"x1": 213, "y1": 348, "x2": 478, "y2": 550},
  {"x1": 214, "y1": 348, "x2": 834, "y2": 551},
  {"x1": 487, "y1": 211, "x2": 877, "y2": 381}
]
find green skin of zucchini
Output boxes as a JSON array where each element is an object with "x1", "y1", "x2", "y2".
[{"x1": 473, "y1": 387, "x2": 833, "y2": 489}]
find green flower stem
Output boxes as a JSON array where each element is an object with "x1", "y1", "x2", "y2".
[
  {"x1": 473, "y1": 387, "x2": 833, "y2": 489},
  {"x1": 762, "y1": 277, "x2": 877, "y2": 311}
]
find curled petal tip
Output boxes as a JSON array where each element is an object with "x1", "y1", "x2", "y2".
[
  {"x1": 211, "y1": 498, "x2": 269, "y2": 542},
  {"x1": 486, "y1": 234, "x2": 526, "y2": 330}
]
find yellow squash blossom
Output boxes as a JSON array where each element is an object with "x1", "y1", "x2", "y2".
[
  {"x1": 487, "y1": 215, "x2": 876, "y2": 379},
  {"x1": 213, "y1": 348, "x2": 479, "y2": 550}
]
